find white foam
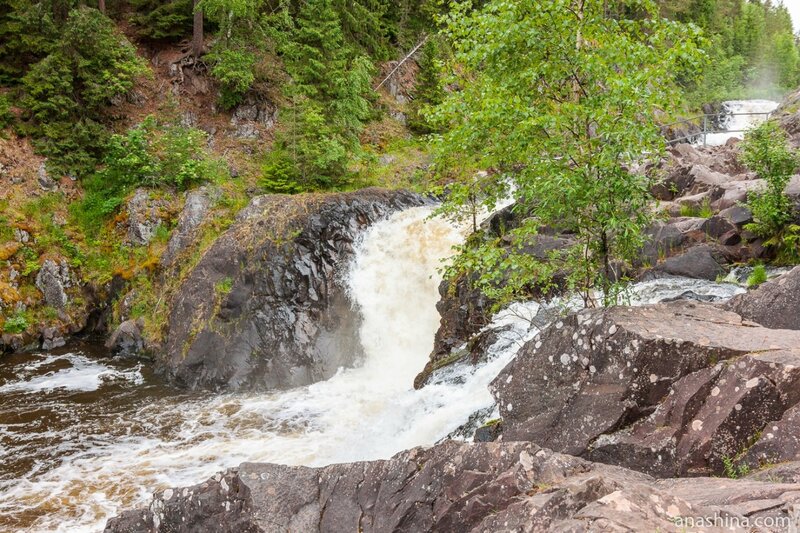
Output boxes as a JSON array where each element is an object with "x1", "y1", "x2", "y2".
[{"x1": 0, "y1": 354, "x2": 143, "y2": 394}]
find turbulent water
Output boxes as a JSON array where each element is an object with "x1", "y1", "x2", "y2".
[
  {"x1": 0, "y1": 205, "x2": 753, "y2": 532},
  {"x1": 700, "y1": 99, "x2": 780, "y2": 146}
]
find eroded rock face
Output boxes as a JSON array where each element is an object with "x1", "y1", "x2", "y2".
[
  {"x1": 105, "y1": 441, "x2": 800, "y2": 533},
  {"x1": 491, "y1": 301, "x2": 800, "y2": 477},
  {"x1": 159, "y1": 188, "x2": 427, "y2": 391},
  {"x1": 161, "y1": 188, "x2": 214, "y2": 268},
  {"x1": 723, "y1": 266, "x2": 800, "y2": 330},
  {"x1": 126, "y1": 189, "x2": 170, "y2": 246},
  {"x1": 35, "y1": 259, "x2": 73, "y2": 311}
]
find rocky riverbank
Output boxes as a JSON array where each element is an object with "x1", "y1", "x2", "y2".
[{"x1": 106, "y1": 268, "x2": 800, "y2": 532}]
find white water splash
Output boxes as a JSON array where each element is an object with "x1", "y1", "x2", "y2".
[
  {"x1": 699, "y1": 99, "x2": 779, "y2": 146},
  {"x1": 0, "y1": 354, "x2": 143, "y2": 394}
]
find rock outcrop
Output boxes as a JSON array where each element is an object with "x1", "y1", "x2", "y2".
[
  {"x1": 160, "y1": 187, "x2": 214, "y2": 268},
  {"x1": 491, "y1": 301, "x2": 800, "y2": 477},
  {"x1": 158, "y1": 188, "x2": 427, "y2": 391},
  {"x1": 723, "y1": 266, "x2": 800, "y2": 330},
  {"x1": 105, "y1": 441, "x2": 800, "y2": 533},
  {"x1": 34, "y1": 258, "x2": 73, "y2": 311}
]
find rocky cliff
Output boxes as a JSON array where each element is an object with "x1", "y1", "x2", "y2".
[{"x1": 155, "y1": 188, "x2": 427, "y2": 391}]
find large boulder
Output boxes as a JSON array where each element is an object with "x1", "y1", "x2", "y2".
[
  {"x1": 106, "y1": 318, "x2": 146, "y2": 357},
  {"x1": 105, "y1": 441, "x2": 800, "y2": 533},
  {"x1": 158, "y1": 188, "x2": 426, "y2": 391},
  {"x1": 491, "y1": 301, "x2": 800, "y2": 477},
  {"x1": 651, "y1": 244, "x2": 729, "y2": 281},
  {"x1": 723, "y1": 266, "x2": 800, "y2": 330}
]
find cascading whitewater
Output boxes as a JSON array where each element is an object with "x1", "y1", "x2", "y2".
[
  {"x1": 0, "y1": 206, "x2": 495, "y2": 532},
  {"x1": 700, "y1": 99, "x2": 779, "y2": 146},
  {"x1": 0, "y1": 203, "x2": 752, "y2": 532}
]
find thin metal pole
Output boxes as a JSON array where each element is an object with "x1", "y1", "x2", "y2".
[{"x1": 703, "y1": 115, "x2": 708, "y2": 147}]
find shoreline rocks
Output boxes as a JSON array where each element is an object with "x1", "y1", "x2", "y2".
[{"x1": 105, "y1": 440, "x2": 800, "y2": 533}]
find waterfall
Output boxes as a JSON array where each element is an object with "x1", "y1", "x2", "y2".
[
  {"x1": 0, "y1": 206, "x2": 491, "y2": 532},
  {"x1": 700, "y1": 99, "x2": 779, "y2": 146}
]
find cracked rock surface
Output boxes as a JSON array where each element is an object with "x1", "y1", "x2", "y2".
[
  {"x1": 491, "y1": 300, "x2": 800, "y2": 477},
  {"x1": 105, "y1": 441, "x2": 800, "y2": 533}
]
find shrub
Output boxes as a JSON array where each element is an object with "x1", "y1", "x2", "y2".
[
  {"x1": 746, "y1": 264, "x2": 767, "y2": 287},
  {"x1": 3, "y1": 312, "x2": 29, "y2": 334},
  {"x1": 206, "y1": 47, "x2": 257, "y2": 109},
  {"x1": 20, "y1": 7, "x2": 146, "y2": 175},
  {"x1": 98, "y1": 116, "x2": 222, "y2": 192},
  {"x1": 741, "y1": 121, "x2": 800, "y2": 263}
]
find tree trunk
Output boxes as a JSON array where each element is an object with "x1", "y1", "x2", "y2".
[
  {"x1": 191, "y1": 0, "x2": 204, "y2": 57},
  {"x1": 98, "y1": 0, "x2": 105, "y2": 14}
]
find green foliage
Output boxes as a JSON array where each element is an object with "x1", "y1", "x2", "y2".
[
  {"x1": 129, "y1": 0, "x2": 193, "y2": 40},
  {"x1": 746, "y1": 264, "x2": 767, "y2": 287},
  {"x1": 679, "y1": 198, "x2": 714, "y2": 219},
  {"x1": 408, "y1": 37, "x2": 445, "y2": 134},
  {"x1": 675, "y1": 0, "x2": 800, "y2": 102},
  {"x1": 741, "y1": 121, "x2": 800, "y2": 265},
  {"x1": 722, "y1": 455, "x2": 750, "y2": 479},
  {"x1": 215, "y1": 276, "x2": 233, "y2": 296},
  {"x1": 266, "y1": 0, "x2": 375, "y2": 190},
  {"x1": 74, "y1": 116, "x2": 224, "y2": 232},
  {"x1": 267, "y1": 97, "x2": 350, "y2": 191},
  {"x1": 206, "y1": 48, "x2": 257, "y2": 109},
  {"x1": 3, "y1": 311, "x2": 29, "y2": 334},
  {"x1": 434, "y1": 0, "x2": 703, "y2": 307},
  {"x1": 742, "y1": 122, "x2": 799, "y2": 236},
  {"x1": 0, "y1": 0, "x2": 60, "y2": 83},
  {"x1": 198, "y1": 0, "x2": 270, "y2": 107},
  {"x1": 20, "y1": 7, "x2": 146, "y2": 175},
  {"x1": 0, "y1": 93, "x2": 13, "y2": 129}
]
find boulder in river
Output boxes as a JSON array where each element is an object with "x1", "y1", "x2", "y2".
[
  {"x1": 158, "y1": 188, "x2": 427, "y2": 391},
  {"x1": 105, "y1": 440, "x2": 800, "y2": 533}
]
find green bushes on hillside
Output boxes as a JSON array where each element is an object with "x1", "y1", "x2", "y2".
[{"x1": 19, "y1": 7, "x2": 146, "y2": 175}]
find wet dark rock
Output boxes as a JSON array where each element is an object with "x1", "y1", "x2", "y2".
[
  {"x1": 701, "y1": 215, "x2": 736, "y2": 240},
  {"x1": 651, "y1": 244, "x2": 729, "y2": 281},
  {"x1": 640, "y1": 221, "x2": 686, "y2": 266},
  {"x1": 106, "y1": 440, "x2": 800, "y2": 533},
  {"x1": 491, "y1": 301, "x2": 800, "y2": 477},
  {"x1": 473, "y1": 420, "x2": 502, "y2": 442},
  {"x1": 159, "y1": 189, "x2": 427, "y2": 391},
  {"x1": 414, "y1": 273, "x2": 494, "y2": 390},
  {"x1": 106, "y1": 319, "x2": 146, "y2": 357},
  {"x1": 719, "y1": 205, "x2": 753, "y2": 227},
  {"x1": 723, "y1": 266, "x2": 800, "y2": 330},
  {"x1": 40, "y1": 326, "x2": 66, "y2": 351}
]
